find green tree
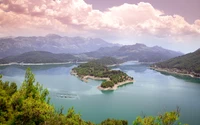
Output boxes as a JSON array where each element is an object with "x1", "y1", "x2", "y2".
[
  {"x1": 9, "y1": 68, "x2": 54, "y2": 124},
  {"x1": 133, "y1": 108, "x2": 187, "y2": 125},
  {"x1": 100, "y1": 118, "x2": 128, "y2": 125},
  {"x1": 0, "y1": 68, "x2": 94, "y2": 125}
]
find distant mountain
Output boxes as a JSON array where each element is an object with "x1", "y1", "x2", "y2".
[
  {"x1": 0, "y1": 51, "x2": 80, "y2": 64},
  {"x1": 0, "y1": 34, "x2": 118, "y2": 58},
  {"x1": 83, "y1": 43, "x2": 183, "y2": 62},
  {"x1": 84, "y1": 46, "x2": 121, "y2": 59},
  {"x1": 151, "y1": 49, "x2": 200, "y2": 77},
  {"x1": 0, "y1": 51, "x2": 124, "y2": 65},
  {"x1": 92, "y1": 57, "x2": 123, "y2": 66}
]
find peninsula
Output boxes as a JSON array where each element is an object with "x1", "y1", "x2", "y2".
[
  {"x1": 71, "y1": 57, "x2": 134, "y2": 90},
  {"x1": 150, "y1": 49, "x2": 200, "y2": 78}
]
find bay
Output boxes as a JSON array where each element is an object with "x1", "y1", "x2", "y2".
[{"x1": 0, "y1": 62, "x2": 200, "y2": 125}]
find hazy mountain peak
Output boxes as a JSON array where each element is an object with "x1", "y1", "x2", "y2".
[
  {"x1": 45, "y1": 34, "x2": 62, "y2": 38},
  {"x1": 134, "y1": 43, "x2": 147, "y2": 47},
  {"x1": 119, "y1": 43, "x2": 147, "y2": 51},
  {"x1": 85, "y1": 43, "x2": 183, "y2": 62},
  {"x1": 151, "y1": 45, "x2": 165, "y2": 50},
  {"x1": 0, "y1": 34, "x2": 117, "y2": 58},
  {"x1": 195, "y1": 48, "x2": 200, "y2": 54},
  {"x1": 152, "y1": 45, "x2": 162, "y2": 48}
]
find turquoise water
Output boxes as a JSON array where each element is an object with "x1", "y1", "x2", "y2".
[{"x1": 1, "y1": 62, "x2": 200, "y2": 125}]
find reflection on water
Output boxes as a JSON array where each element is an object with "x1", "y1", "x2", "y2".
[
  {"x1": 0, "y1": 64, "x2": 76, "y2": 76},
  {"x1": 100, "y1": 90, "x2": 114, "y2": 94},
  {"x1": 160, "y1": 71, "x2": 200, "y2": 84},
  {"x1": 117, "y1": 64, "x2": 148, "y2": 73}
]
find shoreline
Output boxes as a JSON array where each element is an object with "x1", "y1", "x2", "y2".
[
  {"x1": 106, "y1": 64, "x2": 120, "y2": 67},
  {"x1": 0, "y1": 62, "x2": 87, "y2": 66},
  {"x1": 150, "y1": 67, "x2": 200, "y2": 78},
  {"x1": 0, "y1": 61, "x2": 152, "y2": 67},
  {"x1": 71, "y1": 70, "x2": 134, "y2": 91},
  {"x1": 82, "y1": 76, "x2": 110, "y2": 82},
  {"x1": 70, "y1": 70, "x2": 110, "y2": 82},
  {"x1": 97, "y1": 80, "x2": 134, "y2": 91}
]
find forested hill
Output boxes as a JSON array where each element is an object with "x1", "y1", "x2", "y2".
[
  {"x1": 151, "y1": 49, "x2": 200, "y2": 76},
  {"x1": 72, "y1": 57, "x2": 133, "y2": 89},
  {"x1": 0, "y1": 51, "x2": 80, "y2": 64},
  {"x1": 0, "y1": 51, "x2": 122, "y2": 65},
  {"x1": 91, "y1": 57, "x2": 123, "y2": 66}
]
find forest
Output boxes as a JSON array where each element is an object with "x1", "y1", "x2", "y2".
[
  {"x1": 72, "y1": 60, "x2": 133, "y2": 88},
  {"x1": 153, "y1": 49, "x2": 200, "y2": 74}
]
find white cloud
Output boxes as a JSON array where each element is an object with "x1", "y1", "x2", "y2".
[{"x1": 0, "y1": 0, "x2": 199, "y2": 42}]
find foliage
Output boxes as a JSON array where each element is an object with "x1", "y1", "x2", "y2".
[
  {"x1": 153, "y1": 49, "x2": 200, "y2": 74},
  {"x1": 100, "y1": 118, "x2": 128, "y2": 125},
  {"x1": 133, "y1": 108, "x2": 188, "y2": 125},
  {"x1": 101, "y1": 81, "x2": 114, "y2": 88},
  {"x1": 72, "y1": 58, "x2": 133, "y2": 88},
  {"x1": 0, "y1": 68, "x2": 92, "y2": 125}
]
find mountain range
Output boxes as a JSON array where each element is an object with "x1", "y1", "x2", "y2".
[
  {"x1": 0, "y1": 34, "x2": 118, "y2": 58},
  {"x1": 83, "y1": 43, "x2": 183, "y2": 62},
  {"x1": 0, "y1": 45, "x2": 183, "y2": 64},
  {"x1": 0, "y1": 51, "x2": 80, "y2": 64},
  {"x1": 0, "y1": 34, "x2": 184, "y2": 63}
]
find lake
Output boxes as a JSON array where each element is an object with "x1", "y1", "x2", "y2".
[{"x1": 1, "y1": 62, "x2": 200, "y2": 125}]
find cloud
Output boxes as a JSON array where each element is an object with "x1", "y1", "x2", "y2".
[
  {"x1": 89, "y1": 2, "x2": 200, "y2": 39},
  {"x1": 0, "y1": 0, "x2": 199, "y2": 40}
]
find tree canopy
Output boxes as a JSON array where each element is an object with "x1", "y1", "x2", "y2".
[
  {"x1": 72, "y1": 59, "x2": 133, "y2": 88},
  {"x1": 152, "y1": 49, "x2": 200, "y2": 74}
]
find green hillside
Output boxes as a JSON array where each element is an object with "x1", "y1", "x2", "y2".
[
  {"x1": 72, "y1": 57, "x2": 133, "y2": 88},
  {"x1": 93, "y1": 57, "x2": 123, "y2": 66},
  {"x1": 0, "y1": 51, "x2": 80, "y2": 64},
  {"x1": 152, "y1": 49, "x2": 200, "y2": 76}
]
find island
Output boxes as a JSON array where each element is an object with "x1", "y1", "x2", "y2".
[
  {"x1": 71, "y1": 57, "x2": 134, "y2": 90},
  {"x1": 150, "y1": 49, "x2": 200, "y2": 78}
]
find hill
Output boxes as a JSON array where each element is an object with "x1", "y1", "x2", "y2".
[
  {"x1": 0, "y1": 51, "x2": 80, "y2": 64},
  {"x1": 0, "y1": 34, "x2": 118, "y2": 58},
  {"x1": 0, "y1": 51, "x2": 124, "y2": 65},
  {"x1": 151, "y1": 49, "x2": 200, "y2": 77},
  {"x1": 83, "y1": 43, "x2": 183, "y2": 62},
  {"x1": 0, "y1": 41, "x2": 183, "y2": 63},
  {"x1": 71, "y1": 57, "x2": 133, "y2": 90},
  {"x1": 91, "y1": 57, "x2": 123, "y2": 66}
]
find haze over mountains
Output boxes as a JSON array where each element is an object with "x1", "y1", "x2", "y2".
[
  {"x1": 0, "y1": 51, "x2": 79, "y2": 64},
  {"x1": 84, "y1": 43, "x2": 183, "y2": 62},
  {"x1": 0, "y1": 34, "x2": 183, "y2": 64},
  {"x1": 0, "y1": 34, "x2": 118, "y2": 58}
]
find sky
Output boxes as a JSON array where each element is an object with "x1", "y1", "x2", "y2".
[{"x1": 0, "y1": 0, "x2": 200, "y2": 53}]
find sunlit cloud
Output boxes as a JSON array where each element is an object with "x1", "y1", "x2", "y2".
[{"x1": 0, "y1": 0, "x2": 199, "y2": 42}]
